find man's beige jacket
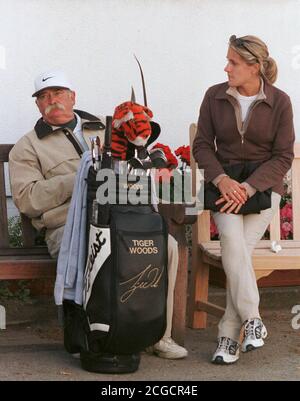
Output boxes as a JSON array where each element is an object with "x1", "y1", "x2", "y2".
[{"x1": 9, "y1": 110, "x2": 105, "y2": 237}]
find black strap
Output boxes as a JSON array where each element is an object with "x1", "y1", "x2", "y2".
[{"x1": 62, "y1": 129, "x2": 83, "y2": 156}]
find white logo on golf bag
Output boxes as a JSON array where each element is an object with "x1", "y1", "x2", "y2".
[{"x1": 83, "y1": 225, "x2": 111, "y2": 309}]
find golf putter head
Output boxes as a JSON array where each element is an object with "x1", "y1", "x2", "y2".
[
  {"x1": 140, "y1": 159, "x2": 153, "y2": 170},
  {"x1": 129, "y1": 146, "x2": 150, "y2": 170},
  {"x1": 129, "y1": 157, "x2": 145, "y2": 170},
  {"x1": 136, "y1": 146, "x2": 148, "y2": 160},
  {"x1": 149, "y1": 148, "x2": 168, "y2": 169}
]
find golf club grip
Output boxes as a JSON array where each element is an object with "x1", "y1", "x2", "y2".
[{"x1": 104, "y1": 116, "x2": 112, "y2": 151}]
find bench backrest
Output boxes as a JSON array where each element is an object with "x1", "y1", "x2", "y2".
[
  {"x1": 0, "y1": 144, "x2": 48, "y2": 255},
  {"x1": 189, "y1": 123, "x2": 300, "y2": 243}
]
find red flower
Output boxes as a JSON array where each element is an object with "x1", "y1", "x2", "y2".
[
  {"x1": 210, "y1": 217, "x2": 219, "y2": 239},
  {"x1": 280, "y1": 201, "x2": 293, "y2": 239},
  {"x1": 151, "y1": 143, "x2": 178, "y2": 169},
  {"x1": 280, "y1": 202, "x2": 292, "y2": 220},
  {"x1": 281, "y1": 221, "x2": 293, "y2": 239},
  {"x1": 175, "y1": 145, "x2": 190, "y2": 166}
]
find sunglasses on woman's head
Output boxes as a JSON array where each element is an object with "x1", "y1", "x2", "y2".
[{"x1": 229, "y1": 35, "x2": 259, "y2": 61}]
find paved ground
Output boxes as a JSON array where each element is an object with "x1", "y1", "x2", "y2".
[{"x1": 0, "y1": 286, "x2": 299, "y2": 381}]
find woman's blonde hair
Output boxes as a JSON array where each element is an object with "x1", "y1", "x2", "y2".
[{"x1": 229, "y1": 35, "x2": 278, "y2": 84}]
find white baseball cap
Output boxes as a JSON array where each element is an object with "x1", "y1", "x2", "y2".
[{"x1": 32, "y1": 69, "x2": 73, "y2": 97}]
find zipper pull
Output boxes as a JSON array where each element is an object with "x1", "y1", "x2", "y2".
[{"x1": 241, "y1": 135, "x2": 244, "y2": 144}]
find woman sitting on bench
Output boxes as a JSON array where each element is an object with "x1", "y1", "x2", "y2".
[{"x1": 193, "y1": 34, "x2": 295, "y2": 364}]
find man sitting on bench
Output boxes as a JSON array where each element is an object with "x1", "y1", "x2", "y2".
[{"x1": 8, "y1": 69, "x2": 187, "y2": 360}]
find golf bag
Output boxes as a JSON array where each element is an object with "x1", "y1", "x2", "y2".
[{"x1": 80, "y1": 117, "x2": 169, "y2": 373}]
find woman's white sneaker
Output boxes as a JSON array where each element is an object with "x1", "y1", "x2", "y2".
[
  {"x1": 241, "y1": 318, "x2": 268, "y2": 353},
  {"x1": 211, "y1": 337, "x2": 240, "y2": 365}
]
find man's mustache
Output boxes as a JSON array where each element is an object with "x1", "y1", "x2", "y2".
[{"x1": 45, "y1": 103, "x2": 66, "y2": 115}]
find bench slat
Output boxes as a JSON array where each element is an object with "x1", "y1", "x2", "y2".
[
  {"x1": 269, "y1": 207, "x2": 281, "y2": 241},
  {"x1": 0, "y1": 247, "x2": 50, "y2": 257},
  {"x1": 0, "y1": 260, "x2": 56, "y2": 280},
  {"x1": 200, "y1": 240, "x2": 300, "y2": 250},
  {"x1": 200, "y1": 243, "x2": 300, "y2": 269},
  {"x1": 292, "y1": 154, "x2": 300, "y2": 240},
  {"x1": 21, "y1": 213, "x2": 37, "y2": 247},
  {"x1": 0, "y1": 144, "x2": 13, "y2": 162},
  {"x1": 202, "y1": 247, "x2": 300, "y2": 259},
  {"x1": 0, "y1": 162, "x2": 9, "y2": 248},
  {"x1": 196, "y1": 301, "x2": 225, "y2": 318}
]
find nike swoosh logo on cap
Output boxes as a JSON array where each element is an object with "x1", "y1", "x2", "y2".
[{"x1": 42, "y1": 76, "x2": 54, "y2": 82}]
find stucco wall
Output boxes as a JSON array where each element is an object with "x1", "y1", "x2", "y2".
[{"x1": 0, "y1": 0, "x2": 299, "y2": 151}]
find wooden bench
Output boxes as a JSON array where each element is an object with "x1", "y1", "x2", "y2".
[
  {"x1": 0, "y1": 144, "x2": 191, "y2": 344},
  {"x1": 188, "y1": 123, "x2": 300, "y2": 329},
  {"x1": 0, "y1": 144, "x2": 56, "y2": 281}
]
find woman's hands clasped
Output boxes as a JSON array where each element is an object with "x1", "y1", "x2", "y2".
[{"x1": 216, "y1": 176, "x2": 248, "y2": 214}]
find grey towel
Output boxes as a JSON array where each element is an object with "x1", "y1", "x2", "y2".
[{"x1": 54, "y1": 151, "x2": 92, "y2": 305}]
